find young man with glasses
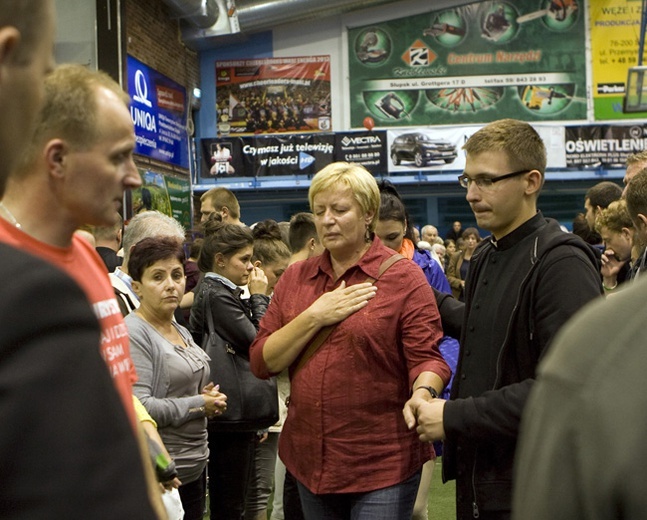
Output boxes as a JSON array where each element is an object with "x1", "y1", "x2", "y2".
[{"x1": 404, "y1": 119, "x2": 602, "y2": 520}]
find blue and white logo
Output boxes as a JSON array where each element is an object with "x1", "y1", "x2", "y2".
[
  {"x1": 299, "y1": 152, "x2": 315, "y2": 170},
  {"x1": 132, "y1": 69, "x2": 152, "y2": 107}
]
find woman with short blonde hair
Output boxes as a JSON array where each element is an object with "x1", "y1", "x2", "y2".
[{"x1": 250, "y1": 162, "x2": 450, "y2": 519}]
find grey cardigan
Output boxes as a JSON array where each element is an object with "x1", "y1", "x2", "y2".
[{"x1": 126, "y1": 313, "x2": 210, "y2": 428}]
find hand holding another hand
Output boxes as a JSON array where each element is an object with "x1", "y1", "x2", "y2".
[
  {"x1": 403, "y1": 395, "x2": 447, "y2": 443},
  {"x1": 202, "y1": 382, "x2": 228, "y2": 418}
]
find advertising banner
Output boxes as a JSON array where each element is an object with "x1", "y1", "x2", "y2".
[
  {"x1": 201, "y1": 134, "x2": 335, "y2": 177},
  {"x1": 127, "y1": 56, "x2": 189, "y2": 169},
  {"x1": 386, "y1": 124, "x2": 566, "y2": 174},
  {"x1": 132, "y1": 170, "x2": 192, "y2": 230},
  {"x1": 199, "y1": 124, "x2": 567, "y2": 179},
  {"x1": 334, "y1": 131, "x2": 388, "y2": 173},
  {"x1": 590, "y1": 0, "x2": 646, "y2": 120},
  {"x1": 387, "y1": 127, "x2": 467, "y2": 174},
  {"x1": 215, "y1": 56, "x2": 332, "y2": 135},
  {"x1": 565, "y1": 124, "x2": 647, "y2": 166},
  {"x1": 348, "y1": 0, "x2": 586, "y2": 127}
]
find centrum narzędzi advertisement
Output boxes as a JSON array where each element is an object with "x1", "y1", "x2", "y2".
[{"x1": 348, "y1": 0, "x2": 586, "y2": 128}]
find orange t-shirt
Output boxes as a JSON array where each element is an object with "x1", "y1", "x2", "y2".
[{"x1": 0, "y1": 218, "x2": 138, "y2": 428}]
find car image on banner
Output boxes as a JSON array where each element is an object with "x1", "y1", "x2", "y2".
[
  {"x1": 387, "y1": 127, "x2": 467, "y2": 174},
  {"x1": 390, "y1": 132, "x2": 457, "y2": 167}
]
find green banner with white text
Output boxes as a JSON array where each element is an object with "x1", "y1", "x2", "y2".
[{"x1": 348, "y1": 0, "x2": 586, "y2": 128}]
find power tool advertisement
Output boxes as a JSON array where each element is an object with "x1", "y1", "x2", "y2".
[{"x1": 348, "y1": 0, "x2": 586, "y2": 127}]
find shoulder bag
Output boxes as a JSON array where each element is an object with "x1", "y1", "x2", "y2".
[{"x1": 201, "y1": 294, "x2": 279, "y2": 431}]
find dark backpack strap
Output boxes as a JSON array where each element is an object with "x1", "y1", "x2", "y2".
[
  {"x1": 113, "y1": 287, "x2": 137, "y2": 316},
  {"x1": 292, "y1": 253, "x2": 405, "y2": 377}
]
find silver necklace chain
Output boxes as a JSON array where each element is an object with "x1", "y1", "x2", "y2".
[{"x1": 0, "y1": 202, "x2": 21, "y2": 228}]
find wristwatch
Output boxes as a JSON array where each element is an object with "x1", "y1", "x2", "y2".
[{"x1": 416, "y1": 386, "x2": 439, "y2": 399}]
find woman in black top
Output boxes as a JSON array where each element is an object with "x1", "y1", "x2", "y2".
[{"x1": 190, "y1": 222, "x2": 270, "y2": 520}]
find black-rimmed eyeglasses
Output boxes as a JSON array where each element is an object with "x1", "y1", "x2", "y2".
[{"x1": 457, "y1": 170, "x2": 531, "y2": 190}]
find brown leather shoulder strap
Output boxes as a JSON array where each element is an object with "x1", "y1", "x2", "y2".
[{"x1": 292, "y1": 253, "x2": 405, "y2": 377}]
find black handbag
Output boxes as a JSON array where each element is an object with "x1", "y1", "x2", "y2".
[{"x1": 201, "y1": 295, "x2": 278, "y2": 432}]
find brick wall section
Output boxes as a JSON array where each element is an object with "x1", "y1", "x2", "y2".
[
  {"x1": 125, "y1": 0, "x2": 199, "y2": 223},
  {"x1": 125, "y1": 0, "x2": 199, "y2": 93}
]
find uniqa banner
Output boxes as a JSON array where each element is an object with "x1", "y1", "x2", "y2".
[
  {"x1": 348, "y1": 0, "x2": 586, "y2": 127},
  {"x1": 565, "y1": 124, "x2": 647, "y2": 167},
  {"x1": 127, "y1": 56, "x2": 189, "y2": 169},
  {"x1": 215, "y1": 56, "x2": 332, "y2": 135}
]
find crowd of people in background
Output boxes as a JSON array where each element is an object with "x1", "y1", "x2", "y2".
[{"x1": 1, "y1": 6, "x2": 647, "y2": 516}]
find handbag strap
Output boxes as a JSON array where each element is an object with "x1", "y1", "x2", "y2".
[
  {"x1": 292, "y1": 253, "x2": 404, "y2": 377},
  {"x1": 204, "y1": 289, "x2": 216, "y2": 338}
]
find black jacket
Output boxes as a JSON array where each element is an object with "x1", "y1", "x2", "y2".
[
  {"x1": 435, "y1": 214, "x2": 602, "y2": 518},
  {"x1": 0, "y1": 244, "x2": 158, "y2": 519},
  {"x1": 190, "y1": 276, "x2": 270, "y2": 358}
]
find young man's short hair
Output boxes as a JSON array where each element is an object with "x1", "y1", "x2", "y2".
[
  {"x1": 585, "y1": 181, "x2": 622, "y2": 210},
  {"x1": 595, "y1": 199, "x2": 633, "y2": 234},
  {"x1": 463, "y1": 119, "x2": 547, "y2": 177},
  {"x1": 626, "y1": 150, "x2": 647, "y2": 167},
  {"x1": 288, "y1": 212, "x2": 318, "y2": 254},
  {"x1": 200, "y1": 187, "x2": 240, "y2": 220}
]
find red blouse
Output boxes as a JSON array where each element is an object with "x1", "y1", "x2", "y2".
[{"x1": 250, "y1": 238, "x2": 450, "y2": 494}]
